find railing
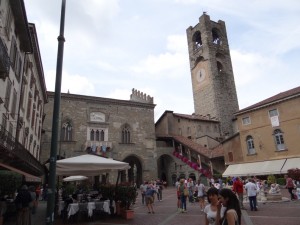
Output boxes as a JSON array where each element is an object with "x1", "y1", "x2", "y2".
[
  {"x1": 0, "y1": 124, "x2": 44, "y2": 176},
  {"x1": 0, "y1": 124, "x2": 15, "y2": 150}
]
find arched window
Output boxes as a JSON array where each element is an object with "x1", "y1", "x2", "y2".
[
  {"x1": 95, "y1": 130, "x2": 100, "y2": 141},
  {"x1": 212, "y1": 28, "x2": 222, "y2": 45},
  {"x1": 273, "y1": 129, "x2": 285, "y2": 151},
  {"x1": 90, "y1": 129, "x2": 94, "y2": 141},
  {"x1": 192, "y1": 31, "x2": 202, "y2": 50},
  {"x1": 121, "y1": 125, "x2": 131, "y2": 144},
  {"x1": 217, "y1": 61, "x2": 223, "y2": 72},
  {"x1": 246, "y1": 135, "x2": 255, "y2": 154},
  {"x1": 100, "y1": 130, "x2": 105, "y2": 141},
  {"x1": 61, "y1": 121, "x2": 73, "y2": 141}
]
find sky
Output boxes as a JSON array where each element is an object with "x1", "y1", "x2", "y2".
[{"x1": 23, "y1": 0, "x2": 300, "y2": 121}]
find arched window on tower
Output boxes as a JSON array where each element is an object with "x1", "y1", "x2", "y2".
[
  {"x1": 273, "y1": 129, "x2": 285, "y2": 151},
  {"x1": 212, "y1": 28, "x2": 222, "y2": 45},
  {"x1": 61, "y1": 121, "x2": 73, "y2": 141},
  {"x1": 246, "y1": 135, "x2": 255, "y2": 155},
  {"x1": 217, "y1": 61, "x2": 223, "y2": 73},
  {"x1": 192, "y1": 31, "x2": 202, "y2": 50},
  {"x1": 121, "y1": 125, "x2": 131, "y2": 144}
]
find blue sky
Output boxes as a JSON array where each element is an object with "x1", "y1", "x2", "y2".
[{"x1": 24, "y1": 0, "x2": 300, "y2": 121}]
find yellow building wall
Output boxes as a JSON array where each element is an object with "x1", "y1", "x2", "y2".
[{"x1": 236, "y1": 97, "x2": 300, "y2": 163}]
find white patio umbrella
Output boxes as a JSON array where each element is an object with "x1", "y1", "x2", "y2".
[
  {"x1": 62, "y1": 175, "x2": 88, "y2": 182},
  {"x1": 56, "y1": 154, "x2": 130, "y2": 176}
]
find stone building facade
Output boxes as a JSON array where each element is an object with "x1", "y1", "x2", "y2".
[
  {"x1": 186, "y1": 13, "x2": 239, "y2": 137},
  {"x1": 41, "y1": 89, "x2": 157, "y2": 185},
  {"x1": 155, "y1": 111, "x2": 225, "y2": 185},
  {"x1": 0, "y1": 0, "x2": 46, "y2": 181}
]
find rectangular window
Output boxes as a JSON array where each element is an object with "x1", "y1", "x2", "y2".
[
  {"x1": 269, "y1": 109, "x2": 278, "y2": 117},
  {"x1": 4, "y1": 79, "x2": 12, "y2": 109},
  {"x1": 9, "y1": 38, "x2": 17, "y2": 70},
  {"x1": 10, "y1": 89, "x2": 17, "y2": 119},
  {"x1": 187, "y1": 127, "x2": 191, "y2": 134},
  {"x1": 242, "y1": 116, "x2": 251, "y2": 125},
  {"x1": 27, "y1": 96, "x2": 32, "y2": 120},
  {"x1": 5, "y1": 7, "x2": 12, "y2": 39}
]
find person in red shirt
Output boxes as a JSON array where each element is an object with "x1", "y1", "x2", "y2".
[{"x1": 232, "y1": 177, "x2": 245, "y2": 209}]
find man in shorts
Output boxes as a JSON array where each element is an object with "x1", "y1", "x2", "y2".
[{"x1": 145, "y1": 185, "x2": 156, "y2": 214}]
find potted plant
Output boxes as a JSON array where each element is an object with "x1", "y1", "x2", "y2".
[{"x1": 115, "y1": 183, "x2": 138, "y2": 219}]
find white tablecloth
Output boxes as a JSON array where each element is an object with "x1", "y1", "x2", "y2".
[
  {"x1": 67, "y1": 203, "x2": 79, "y2": 218},
  {"x1": 67, "y1": 201, "x2": 112, "y2": 218},
  {"x1": 87, "y1": 202, "x2": 96, "y2": 217}
]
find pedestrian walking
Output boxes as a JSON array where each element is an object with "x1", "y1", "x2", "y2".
[
  {"x1": 140, "y1": 181, "x2": 147, "y2": 205},
  {"x1": 245, "y1": 178, "x2": 258, "y2": 211},
  {"x1": 15, "y1": 185, "x2": 33, "y2": 225},
  {"x1": 156, "y1": 179, "x2": 163, "y2": 201},
  {"x1": 195, "y1": 179, "x2": 206, "y2": 211},
  {"x1": 232, "y1": 177, "x2": 245, "y2": 209},
  {"x1": 187, "y1": 178, "x2": 194, "y2": 202},
  {"x1": 285, "y1": 175, "x2": 296, "y2": 200},
  {"x1": 177, "y1": 178, "x2": 187, "y2": 213},
  {"x1": 145, "y1": 184, "x2": 156, "y2": 214}
]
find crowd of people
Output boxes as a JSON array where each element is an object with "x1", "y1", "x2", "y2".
[{"x1": 166, "y1": 174, "x2": 298, "y2": 225}]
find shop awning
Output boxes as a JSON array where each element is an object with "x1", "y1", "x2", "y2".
[
  {"x1": 281, "y1": 158, "x2": 300, "y2": 173},
  {"x1": 0, "y1": 162, "x2": 41, "y2": 182},
  {"x1": 222, "y1": 159, "x2": 286, "y2": 177}
]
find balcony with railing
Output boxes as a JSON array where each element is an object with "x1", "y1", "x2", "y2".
[{"x1": 0, "y1": 124, "x2": 44, "y2": 176}]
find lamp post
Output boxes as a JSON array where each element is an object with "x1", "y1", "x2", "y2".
[{"x1": 46, "y1": 1, "x2": 66, "y2": 224}]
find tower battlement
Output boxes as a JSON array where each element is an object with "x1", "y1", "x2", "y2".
[{"x1": 130, "y1": 88, "x2": 153, "y2": 104}]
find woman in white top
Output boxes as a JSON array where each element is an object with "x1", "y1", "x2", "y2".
[
  {"x1": 196, "y1": 180, "x2": 206, "y2": 211},
  {"x1": 204, "y1": 187, "x2": 225, "y2": 225}
]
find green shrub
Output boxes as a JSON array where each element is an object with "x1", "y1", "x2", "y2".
[
  {"x1": 267, "y1": 175, "x2": 276, "y2": 185},
  {"x1": 0, "y1": 171, "x2": 22, "y2": 197},
  {"x1": 277, "y1": 177, "x2": 285, "y2": 186},
  {"x1": 64, "y1": 183, "x2": 76, "y2": 196}
]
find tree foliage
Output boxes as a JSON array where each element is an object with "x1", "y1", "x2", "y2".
[
  {"x1": 287, "y1": 168, "x2": 300, "y2": 181},
  {"x1": 0, "y1": 171, "x2": 22, "y2": 197}
]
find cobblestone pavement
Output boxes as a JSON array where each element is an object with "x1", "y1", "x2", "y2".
[{"x1": 4, "y1": 186, "x2": 300, "y2": 225}]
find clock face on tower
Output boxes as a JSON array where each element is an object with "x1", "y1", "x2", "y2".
[{"x1": 196, "y1": 68, "x2": 206, "y2": 83}]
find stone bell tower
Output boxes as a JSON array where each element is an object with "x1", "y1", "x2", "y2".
[{"x1": 186, "y1": 13, "x2": 239, "y2": 137}]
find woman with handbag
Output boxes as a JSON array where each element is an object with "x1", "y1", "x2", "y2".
[{"x1": 178, "y1": 179, "x2": 188, "y2": 213}]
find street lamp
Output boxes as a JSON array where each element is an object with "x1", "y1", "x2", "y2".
[{"x1": 46, "y1": 1, "x2": 66, "y2": 224}]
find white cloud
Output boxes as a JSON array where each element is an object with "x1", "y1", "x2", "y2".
[
  {"x1": 231, "y1": 49, "x2": 286, "y2": 86},
  {"x1": 45, "y1": 70, "x2": 95, "y2": 96},
  {"x1": 130, "y1": 35, "x2": 189, "y2": 79}
]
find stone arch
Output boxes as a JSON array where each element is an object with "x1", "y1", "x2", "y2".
[
  {"x1": 157, "y1": 154, "x2": 175, "y2": 186},
  {"x1": 123, "y1": 154, "x2": 143, "y2": 186}
]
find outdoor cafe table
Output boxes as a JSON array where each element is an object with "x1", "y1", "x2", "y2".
[{"x1": 67, "y1": 200, "x2": 111, "y2": 218}]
